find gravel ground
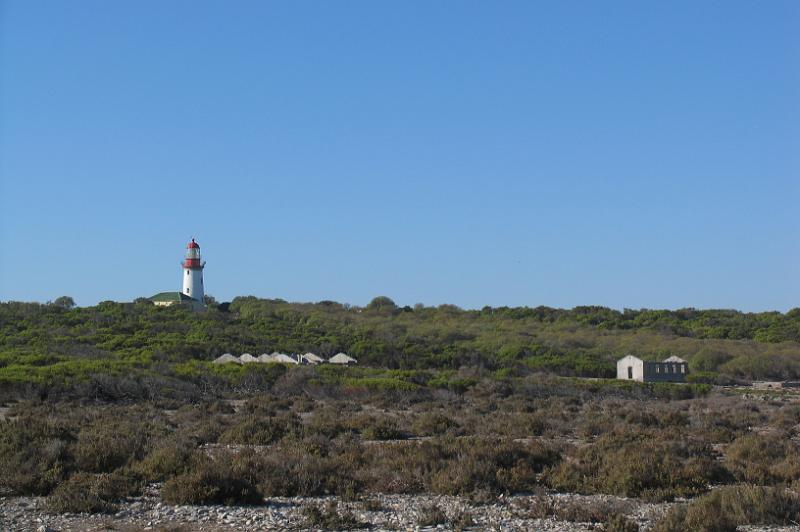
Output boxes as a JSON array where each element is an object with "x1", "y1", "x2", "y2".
[
  {"x1": 3, "y1": 487, "x2": 799, "y2": 531},
  {"x1": 0, "y1": 485, "x2": 671, "y2": 532}
]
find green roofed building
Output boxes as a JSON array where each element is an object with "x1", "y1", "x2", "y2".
[{"x1": 148, "y1": 291, "x2": 204, "y2": 310}]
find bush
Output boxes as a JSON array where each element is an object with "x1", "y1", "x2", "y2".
[
  {"x1": 555, "y1": 498, "x2": 635, "y2": 523},
  {"x1": 412, "y1": 411, "x2": 460, "y2": 436},
  {"x1": 301, "y1": 501, "x2": 365, "y2": 530},
  {"x1": 251, "y1": 438, "x2": 363, "y2": 497},
  {"x1": 161, "y1": 454, "x2": 263, "y2": 506},
  {"x1": 652, "y1": 485, "x2": 800, "y2": 532},
  {"x1": 0, "y1": 417, "x2": 73, "y2": 495},
  {"x1": 544, "y1": 430, "x2": 727, "y2": 501},
  {"x1": 217, "y1": 413, "x2": 300, "y2": 445},
  {"x1": 602, "y1": 514, "x2": 639, "y2": 532},
  {"x1": 417, "y1": 503, "x2": 447, "y2": 526},
  {"x1": 359, "y1": 417, "x2": 405, "y2": 440},
  {"x1": 73, "y1": 418, "x2": 149, "y2": 472},
  {"x1": 723, "y1": 432, "x2": 800, "y2": 484},
  {"x1": 135, "y1": 436, "x2": 196, "y2": 481},
  {"x1": 45, "y1": 472, "x2": 137, "y2": 514},
  {"x1": 359, "y1": 437, "x2": 559, "y2": 496}
]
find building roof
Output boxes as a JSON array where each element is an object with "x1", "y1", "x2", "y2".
[
  {"x1": 148, "y1": 291, "x2": 198, "y2": 303},
  {"x1": 303, "y1": 353, "x2": 325, "y2": 363},
  {"x1": 273, "y1": 353, "x2": 299, "y2": 364},
  {"x1": 239, "y1": 353, "x2": 258, "y2": 363},
  {"x1": 663, "y1": 356, "x2": 687, "y2": 363},
  {"x1": 187, "y1": 238, "x2": 200, "y2": 249},
  {"x1": 258, "y1": 353, "x2": 277, "y2": 363},
  {"x1": 329, "y1": 353, "x2": 357, "y2": 364},
  {"x1": 213, "y1": 353, "x2": 241, "y2": 365}
]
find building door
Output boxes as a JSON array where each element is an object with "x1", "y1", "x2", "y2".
[{"x1": 628, "y1": 367, "x2": 633, "y2": 379}]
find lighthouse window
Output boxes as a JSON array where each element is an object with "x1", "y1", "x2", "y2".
[{"x1": 186, "y1": 271, "x2": 189, "y2": 275}]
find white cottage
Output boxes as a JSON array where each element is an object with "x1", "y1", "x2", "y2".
[{"x1": 617, "y1": 355, "x2": 688, "y2": 383}]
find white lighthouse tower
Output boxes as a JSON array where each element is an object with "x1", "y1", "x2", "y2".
[{"x1": 182, "y1": 238, "x2": 205, "y2": 305}]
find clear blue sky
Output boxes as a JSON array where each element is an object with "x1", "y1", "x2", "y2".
[{"x1": 1, "y1": 1, "x2": 798, "y2": 311}]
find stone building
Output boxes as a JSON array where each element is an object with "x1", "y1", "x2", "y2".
[{"x1": 617, "y1": 355, "x2": 688, "y2": 383}]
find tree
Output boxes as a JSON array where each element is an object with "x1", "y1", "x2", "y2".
[
  {"x1": 366, "y1": 296, "x2": 398, "y2": 313},
  {"x1": 52, "y1": 296, "x2": 75, "y2": 309},
  {"x1": 203, "y1": 294, "x2": 218, "y2": 307}
]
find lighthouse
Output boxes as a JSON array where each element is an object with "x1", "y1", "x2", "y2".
[{"x1": 182, "y1": 238, "x2": 205, "y2": 304}]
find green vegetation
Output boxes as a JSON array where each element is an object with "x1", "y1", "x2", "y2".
[
  {"x1": 3, "y1": 296, "x2": 800, "y2": 527},
  {"x1": 2, "y1": 297, "x2": 800, "y2": 393}
]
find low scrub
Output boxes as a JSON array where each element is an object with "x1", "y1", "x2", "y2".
[
  {"x1": 723, "y1": 432, "x2": 800, "y2": 484},
  {"x1": 544, "y1": 430, "x2": 727, "y2": 501},
  {"x1": 45, "y1": 472, "x2": 138, "y2": 514},
  {"x1": 161, "y1": 454, "x2": 263, "y2": 506},
  {"x1": 0, "y1": 417, "x2": 73, "y2": 495},
  {"x1": 301, "y1": 501, "x2": 365, "y2": 530},
  {"x1": 652, "y1": 485, "x2": 800, "y2": 532},
  {"x1": 412, "y1": 411, "x2": 460, "y2": 437},
  {"x1": 135, "y1": 436, "x2": 196, "y2": 481},
  {"x1": 217, "y1": 412, "x2": 301, "y2": 445},
  {"x1": 361, "y1": 437, "x2": 559, "y2": 495}
]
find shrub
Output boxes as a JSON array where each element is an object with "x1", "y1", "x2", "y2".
[
  {"x1": 544, "y1": 430, "x2": 727, "y2": 501},
  {"x1": 652, "y1": 485, "x2": 800, "y2": 532},
  {"x1": 417, "y1": 503, "x2": 448, "y2": 526},
  {"x1": 0, "y1": 416, "x2": 74, "y2": 495},
  {"x1": 359, "y1": 417, "x2": 405, "y2": 441},
  {"x1": 602, "y1": 514, "x2": 639, "y2": 532},
  {"x1": 723, "y1": 432, "x2": 800, "y2": 484},
  {"x1": 135, "y1": 436, "x2": 196, "y2": 481},
  {"x1": 217, "y1": 413, "x2": 300, "y2": 445},
  {"x1": 45, "y1": 472, "x2": 137, "y2": 514},
  {"x1": 161, "y1": 454, "x2": 263, "y2": 506},
  {"x1": 252, "y1": 439, "x2": 363, "y2": 497},
  {"x1": 301, "y1": 501, "x2": 364, "y2": 530},
  {"x1": 411, "y1": 411, "x2": 459, "y2": 437},
  {"x1": 452, "y1": 509, "x2": 475, "y2": 531},
  {"x1": 359, "y1": 437, "x2": 559, "y2": 496},
  {"x1": 555, "y1": 498, "x2": 635, "y2": 523},
  {"x1": 73, "y1": 419, "x2": 149, "y2": 473}
]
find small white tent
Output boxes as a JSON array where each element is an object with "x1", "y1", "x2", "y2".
[
  {"x1": 213, "y1": 353, "x2": 242, "y2": 365},
  {"x1": 239, "y1": 353, "x2": 258, "y2": 364},
  {"x1": 273, "y1": 353, "x2": 299, "y2": 364},
  {"x1": 258, "y1": 353, "x2": 277, "y2": 363},
  {"x1": 301, "y1": 352, "x2": 324, "y2": 365},
  {"x1": 329, "y1": 353, "x2": 357, "y2": 365}
]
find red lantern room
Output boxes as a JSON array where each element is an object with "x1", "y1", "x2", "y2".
[{"x1": 183, "y1": 238, "x2": 202, "y2": 268}]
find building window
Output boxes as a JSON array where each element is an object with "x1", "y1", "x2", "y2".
[
  {"x1": 656, "y1": 366, "x2": 660, "y2": 374},
  {"x1": 186, "y1": 271, "x2": 189, "y2": 275}
]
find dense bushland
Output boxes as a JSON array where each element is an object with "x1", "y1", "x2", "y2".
[{"x1": 2, "y1": 297, "x2": 800, "y2": 392}]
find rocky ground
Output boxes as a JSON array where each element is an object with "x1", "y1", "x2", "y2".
[{"x1": 0, "y1": 485, "x2": 673, "y2": 532}]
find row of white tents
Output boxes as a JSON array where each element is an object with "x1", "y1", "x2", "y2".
[{"x1": 213, "y1": 352, "x2": 357, "y2": 365}]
